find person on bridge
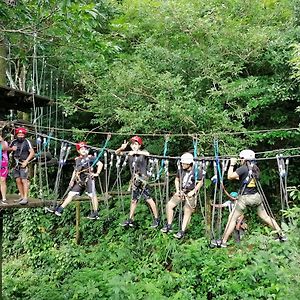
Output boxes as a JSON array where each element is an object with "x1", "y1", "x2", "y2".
[
  {"x1": 9, "y1": 127, "x2": 35, "y2": 205},
  {"x1": 219, "y1": 149, "x2": 286, "y2": 247},
  {"x1": 116, "y1": 136, "x2": 160, "y2": 228},
  {"x1": 161, "y1": 152, "x2": 203, "y2": 239},
  {"x1": 50, "y1": 142, "x2": 103, "y2": 220}
]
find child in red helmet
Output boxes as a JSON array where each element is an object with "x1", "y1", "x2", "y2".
[
  {"x1": 115, "y1": 136, "x2": 160, "y2": 228},
  {"x1": 0, "y1": 134, "x2": 9, "y2": 204},
  {"x1": 48, "y1": 142, "x2": 103, "y2": 219},
  {"x1": 9, "y1": 127, "x2": 35, "y2": 205}
]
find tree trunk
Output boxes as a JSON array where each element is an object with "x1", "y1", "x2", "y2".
[{"x1": 0, "y1": 39, "x2": 6, "y2": 86}]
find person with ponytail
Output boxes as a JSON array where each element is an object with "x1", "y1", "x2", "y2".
[{"x1": 220, "y1": 150, "x2": 285, "y2": 247}]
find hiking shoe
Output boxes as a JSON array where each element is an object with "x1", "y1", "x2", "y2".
[
  {"x1": 54, "y1": 206, "x2": 64, "y2": 216},
  {"x1": 174, "y1": 230, "x2": 185, "y2": 239},
  {"x1": 87, "y1": 211, "x2": 99, "y2": 220},
  {"x1": 19, "y1": 198, "x2": 28, "y2": 205},
  {"x1": 120, "y1": 219, "x2": 134, "y2": 227},
  {"x1": 161, "y1": 224, "x2": 172, "y2": 233},
  {"x1": 151, "y1": 218, "x2": 160, "y2": 228}
]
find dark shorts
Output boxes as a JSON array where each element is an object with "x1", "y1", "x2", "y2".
[
  {"x1": 13, "y1": 167, "x2": 29, "y2": 179},
  {"x1": 132, "y1": 185, "x2": 152, "y2": 201},
  {"x1": 71, "y1": 179, "x2": 95, "y2": 196}
]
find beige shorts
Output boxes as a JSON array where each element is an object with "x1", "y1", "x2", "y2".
[
  {"x1": 169, "y1": 193, "x2": 197, "y2": 210},
  {"x1": 235, "y1": 193, "x2": 264, "y2": 212}
]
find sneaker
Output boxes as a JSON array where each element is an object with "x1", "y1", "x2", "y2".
[
  {"x1": 54, "y1": 206, "x2": 64, "y2": 217},
  {"x1": 151, "y1": 218, "x2": 160, "y2": 228},
  {"x1": 174, "y1": 230, "x2": 185, "y2": 239},
  {"x1": 275, "y1": 235, "x2": 288, "y2": 242},
  {"x1": 87, "y1": 211, "x2": 99, "y2": 220},
  {"x1": 210, "y1": 239, "x2": 227, "y2": 248},
  {"x1": 120, "y1": 219, "x2": 134, "y2": 227},
  {"x1": 161, "y1": 224, "x2": 172, "y2": 233},
  {"x1": 19, "y1": 198, "x2": 28, "y2": 205},
  {"x1": 45, "y1": 206, "x2": 56, "y2": 213},
  {"x1": 1, "y1": 199, "x2": 8, "y2": 205},
  {"x1": 220, "y1": 242, "x2": 227, "y2": 248}
]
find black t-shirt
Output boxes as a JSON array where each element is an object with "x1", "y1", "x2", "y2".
[
  {"x1": 10, "y1": 139, "x2": 33, "y2": 162},
  {"x1": 75, "y1": 155, "x2": 96, "y2": 181},
  {"x1": 128, "y1": 154, "x2": 148, "y2": 177},
  {"x1": 236, "y1": 165, "x2": 258, "y2": 195},
  {"x1": 177, "y1": 167, "x2": 203, "y2": 192}
]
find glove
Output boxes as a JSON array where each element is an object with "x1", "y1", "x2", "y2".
[
  {"x1": 230, "y1": 158, "x2": 237, "y2": 166},
  {"x1": 187, "y1": 190, "x2": 195, "y2": 197},
  {"x1": 211, "y1": 175, "x2": 217, "y2": 184}
]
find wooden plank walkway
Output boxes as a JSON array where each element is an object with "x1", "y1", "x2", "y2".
[
  {"x1": 0, "y1": 192, "x2": 130, "y2": 209},
  {"x1": 0, "y1": 195, "x2": 54, "y2": 209}
]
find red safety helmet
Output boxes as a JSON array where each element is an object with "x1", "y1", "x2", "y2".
[
  {"x1": 15, "y1": 127, "x2": 27, "y2": 135},
  {"x1": 76, "y1": 141, "x2": 87, "y2": 151},
  {"x1": 130, "y1": 135, "x2": 143, "y2": 145}
]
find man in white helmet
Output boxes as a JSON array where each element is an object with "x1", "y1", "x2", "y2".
[
  {"x1": 161, "y1": 152, "x2": 203, "y2": 239},
  {"x1": 220, "y1": 149, "x2": 285, "y2": 247}
]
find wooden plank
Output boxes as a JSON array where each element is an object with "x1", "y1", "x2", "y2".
[
  {"x1": 0, "y1": 194, "x2": 112, "y2": 209},
  {"x1": 0, "y1": 195, "x2": 53, "y2": 209},
  {"x1": 75, "y1": 201, "x2": 81, "y2": 244},
  {"x1": 0, "y1": 193, "x2": 127, "y2": 209}
]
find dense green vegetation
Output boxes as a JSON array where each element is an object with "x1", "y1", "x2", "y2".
[
  {"x1": 3, "y1": 201, "x2": 300, "y2": 300},
  {"x1": 1, "y1": 0, "x2": 300, "y2": 299}
]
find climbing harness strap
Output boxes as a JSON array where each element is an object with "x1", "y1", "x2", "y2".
[{"x1": 276, "y1": 154, "x2": 290, "y2": 224}]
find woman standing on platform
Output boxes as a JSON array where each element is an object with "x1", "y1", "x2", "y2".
[{"x1": 0, "y1": 134, "x2": 9, "y2": 204}]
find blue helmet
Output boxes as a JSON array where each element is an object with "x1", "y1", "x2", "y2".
[{"x1": 230, "y1": 191, "x2": 238, "y2": 198}]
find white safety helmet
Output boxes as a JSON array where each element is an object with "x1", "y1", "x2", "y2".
[
  {"x1": 239, "y1": 149, "x2": 255, "y2": 160},
  {"x1": 180, "y1": 152, "x2": 194, "y2": 164}
]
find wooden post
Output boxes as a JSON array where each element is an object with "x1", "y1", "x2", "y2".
[
  {"x1": 206, "y1": 195, "x2": 212, "y2": 240},
  {"x1": 75, "y1": 201, "x2": 80, "y2": 244}
]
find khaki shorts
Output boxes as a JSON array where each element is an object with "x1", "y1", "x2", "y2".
[
  {"x1": 235, "y1": 193, "x2": 264, "y2": 213},
  {"x1": 169, "y1": 193, "x2": 197, "y2": 210}
]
